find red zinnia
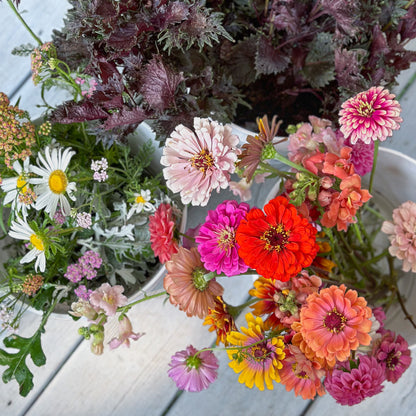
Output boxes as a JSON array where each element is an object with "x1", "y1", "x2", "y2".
[{"x1": 235, "y1": 196, "x2": 319, "y2": 281}]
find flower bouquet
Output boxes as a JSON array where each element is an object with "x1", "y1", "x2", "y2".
[{"x1": 1, "y1": 0, "x2": 416, "y2": 408}]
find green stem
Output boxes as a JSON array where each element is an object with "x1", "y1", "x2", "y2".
[
  {"x1": 368, "y1": 140, "x2": 379, "y2": 194},
  {"x1": 6, "y1": 0, "x2": 42, "y2": 45},
  {"x1": 273, "y1": 152, "x2": 320, "y2": 179},
  {"x1": 117, "y1": 290, "x2": 167, "y2": 314}
]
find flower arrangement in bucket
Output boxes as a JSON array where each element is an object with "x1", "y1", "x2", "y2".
[{"x1": 1, "y1": 0, "x2": 416, "y2": 408}]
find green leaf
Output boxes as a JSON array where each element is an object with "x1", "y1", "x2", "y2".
[
  {"x1": 301, "y1": 32, "x2": 335, "y2": 89},
  {"x1": 0, "y1": 329, "x2": 46, "y2": 396}
]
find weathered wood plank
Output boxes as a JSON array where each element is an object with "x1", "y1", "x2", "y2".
[{"x1": 0, "y1": 0, "x2": 69, "y2": 97}]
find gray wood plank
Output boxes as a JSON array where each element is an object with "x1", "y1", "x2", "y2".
[{"x1": 0, "y1": 0, "x2": 70, "y2": 97}]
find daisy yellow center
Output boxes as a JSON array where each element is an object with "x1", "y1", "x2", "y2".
[
  {"x1": 261, "y1": 224, "x2": 289, "y2": 252},
  {"x1": 17, "y1": 175, "x2": 28, "y2": 193},
  {"x1": 135, "y1": 195, "x2": 146, "y2": 204},
  {"x1": 30, "y1": 234, "x2": 44, "y2": 251},
  {"x1": 323, "y1": 308, "x2": 346, "y2": 333},
  {"x1": 357, "y1": 101, "x2": 375, "y2": 118},
  {"x1": 190, "y1": 149, "x2": 214, "y2": 174},
  {"x1": 216, "y1": 226, "x2": 235, "y2": 251},
  {"x1": 49, "y1": 170, "x2": 68, "y2": 194}
]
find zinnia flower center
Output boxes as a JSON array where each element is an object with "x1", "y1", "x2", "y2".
[
  {"x1": 30, "y1": 234, "x2": 44, "y2": 251},
  {"x1": 17, "y1": 174, "x2": 28, "y2": 193},
  {"x1": 192, "y1": 267, "x2": 209, "y2": 291},
  {"x1": 49, "y1": 169, "x2": 68, "y2": 194},
  {"x1": 249, "y1": 342, "x2": 270, "y2": 362},
  {"x1": 135, "y1": 195, "x2": 146, "y2": 204},
  {"x1": 261, "y1": 224, "x2": 289, "y2": 252},
  {"x1": 357, "y1": 101, "x2": 375, "y2": 118},
  {"x1": 323, "y1": 308, "x2": 346, "y2": 333},
  {"x1": 190, "y1": 149, "x2": 214, "y2": 174},
  {"x1": 292, "y1": 364, "x2": 309, "y2": 379},
  {"x1": 216, "y1": 226, "x2": 235, "y2": 251},
  {"x1": 387, "y1": 351, "x2": 401, "y2": 370}
]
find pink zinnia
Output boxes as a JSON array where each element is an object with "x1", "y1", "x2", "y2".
[
  {"x1": 381, "y1": 200, "x2": 416, "y2": 272},
  {"x1": 196, "y1": 200, "x2": 250, "y2": 276},
  {"x1": 161, "y1": 118, "x2": 240, "y2": 206},
  {"x1": 89, "y1": 283, "x2": 128, "y2": 316},
  {"x1": 168, "y1": 345, "x2": 219, "y2": 392},
  {"x1": 371, "y1": 330, "x2": 412, "y2": 383},
  {"x1": 149, "y1": 203, "x2": 178, "y2": 264},
  {"x1": 324, "y1": 355, "x2": 385, "y2": 406},
  {"x1": 345, "y1": 136, "x2": 374, "y2": 176},
  {"x1": 339, "y1": 86, "x2": 402, "y2": 144}
]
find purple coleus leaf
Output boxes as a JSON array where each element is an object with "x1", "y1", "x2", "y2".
[
  {"x1": 103, "y1": 107, "x2": 148, "y2": 130},
  {"x1": 140, "y1": 56, "x2": 184, "y2": 112},
  {"x1": 255, "y1": 36, "x2": 290, "y2": 76},
  {"x1": 50, "y1": 101, "x2": 109, "y2": 124}
]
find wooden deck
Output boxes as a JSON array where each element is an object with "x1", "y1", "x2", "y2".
[{"x1": 1, "y1": 1, "x2": 416, "y2": 415}]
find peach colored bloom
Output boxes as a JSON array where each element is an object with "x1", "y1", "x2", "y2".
[
  {"x1": 299, "y1": 284, "x2": 373, "y2": 365},
  {"x1": 161, "y1": 118, "x2": 240, "y2": 206},
  {"x1": 280, "y1": 345, "x2": 326, "y2": 400},
  {"x1": 339, "y1": 86, "x2": 402, "y2": 144},
  {"x1": 321, "y1": 174, "x2": 371, "y2": 231},
  {"x1": 322, "y1": 147, "x2": 355, "y2": 180},
  {"x1": 381, "y1": 200, "x2": 416, "y2": 272},
  {"x1": 164, "y1": 247, "x2": 224, "y2": 319}
]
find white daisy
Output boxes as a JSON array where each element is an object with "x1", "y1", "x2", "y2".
[
  {"x1": 126, "y1": 189, "x2": 155, "y2": 220},
  {"x1": 31, "y1": 146, "x2": 77, "y2": 217},
  {"x1": 8, "y1": 216, "x2": 46, "y2": 272},
  {"x1": 1, "y1": 158, "x2": 35, "y2": 219}
]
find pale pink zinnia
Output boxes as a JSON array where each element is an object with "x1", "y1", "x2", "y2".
[
  {"x1": 168, "y1": 345, "x2": 219, "y2": 392},
  {"x1": 149, "y1": 203, "x2": 178, "y2": 264},
  {"x1": 381, "y1": 200, "x2": 416, "y2": 272},
  {"x1": 339, "y1": 86, "x2": 402, "y2": 145},
  {"x1": 161, "y1": 118, "x2": 240, "y2": 206},
  {"x1": 89, "y1": 283, "x2": 128, "y2": 316}
]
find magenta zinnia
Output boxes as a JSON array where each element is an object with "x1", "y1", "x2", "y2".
[
  {"x1": 324, "y1": 355, "x2": 385, "y2": 406},
  {"x1": 168, "y1": 345, "x2": 219, "y2": 392},
  {"x1": 196, "y1": 200, "x2": 250, "y2": 276},
  {"x1": 227, "y1": 313, "x2": 285, "y2": 391},
  {"x1": 339, "y1": 86, "x2": 402, "y2": 144},
  {"x1": 161, "y1": 118, "x2": 240, "y2": 206}
]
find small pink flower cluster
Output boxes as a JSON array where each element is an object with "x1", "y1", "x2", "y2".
[
  {"x1": 91, "y1": 157, "x2": 108, "y2": 182},
  {"x1": 76, "y1": 212, "x2": 92, "y2": 229},
  {"x1": 75, "y1": 77, "x2": 98, "y2": 98},
  {"x1": 30, "y1": 42, "x2": 55, "y2": 85},
  {"x1": 64, "y1": 250, "x2": 102, "y2": 283}
]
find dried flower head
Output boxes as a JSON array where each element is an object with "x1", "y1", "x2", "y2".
[{"x1": 21, "y1": 274, "x2": 44, "y2": 296}]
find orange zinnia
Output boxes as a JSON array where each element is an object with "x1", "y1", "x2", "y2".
[{"x1": 235, "y1": 196, "x2": 319, "y2": 281}]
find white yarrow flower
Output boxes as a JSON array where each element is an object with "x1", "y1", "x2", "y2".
[
  {"x1": 8, "y1": 216, "x2": 46, "y2": 272},
  {"x1": 31, "y1": 146, "x2": 77, "y2": 217}
]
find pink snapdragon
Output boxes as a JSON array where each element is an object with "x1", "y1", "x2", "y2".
[
  {"x1": 89, "y1": 283, "x2": 128, "y2": 316},
  {"x1": 109, "y1": 316, "x2": 144, "y2": 349}
]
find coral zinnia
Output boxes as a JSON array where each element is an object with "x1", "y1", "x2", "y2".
[
  {"x1": 168, "y1": 345, "x2": 219, "y2": 392},
  {"x1": 381, "y1": 200, "x2": 416, "y2": 272},
  {"x1": 227, "y1": 313, "x2": 285, "y2": 391},
  {"x1": 164, "y1": 247, "x2": 224, "y2": 319},
  {"x1": 149, "y1": 203, "x2": 178, "y2": 264},
  {"x1": 299, "y1": 285, "x2": 372, "y2": 367},
  {"x1": 235, "y1": 196, "x2": 319, "y2": 281},
  {"x1": 324, "y1": 355, "x2": 385, "y2": 406},
  {"x1": 161, "y1": 118, "x2": 240, "y2": 206},
  {"x1": 339, "y1": 86, "x2": 402, "y2": 144},
  {"x1": 196, "y1": 200, "x2": 250, "y2": 276}
]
